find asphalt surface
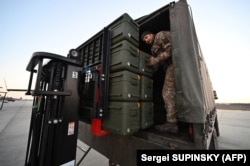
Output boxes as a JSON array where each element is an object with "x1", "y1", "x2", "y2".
[
  {"x1": 0, "y1": 100, "x2": 250, "y2": 166},
  {"x1": 0, "y1": 101, "x2": 108, "y2": 166}
]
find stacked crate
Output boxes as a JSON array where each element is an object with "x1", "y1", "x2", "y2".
[
  {"x1": 102, "y1": 13, "x2": 141, "y2": 135},
  {"x1": 102, "y1": 13, "x2": 154, "y2": 135},
  {"x1": 78, "y1": 13, "x2": 154, "y2": 135},
  {"x1": 138, "y1": 50, "x2": 154, "y2": 129}
]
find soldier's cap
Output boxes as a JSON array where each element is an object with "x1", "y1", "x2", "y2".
[{"x1": 141, "y1": 31, "x2": 153, "y2": 40}]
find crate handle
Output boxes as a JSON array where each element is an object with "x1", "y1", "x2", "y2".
[
  {"x1": 109, "y1": 73, "x2": 123, "y2": 78},
  {"x1": 129, "y1": 62, "x2": 139, "y2": 69},
  {"x1": 110, "y1": 62, "x2": 122, "y2": 67},
  {"x1": 109, "y1": 93, "x2": 122, "y2": 97},
  {"x1": 130, "y1": 94, "x2": 140, "y2": 98},
  {"x1": 108, "y1": 106, "x2": 121, "y2": 110}
]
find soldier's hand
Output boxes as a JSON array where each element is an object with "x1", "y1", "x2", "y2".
[{"x1": 147, "y1": 57, "x2": 159, "y2": 66}]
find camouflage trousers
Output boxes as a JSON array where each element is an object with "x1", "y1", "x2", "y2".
[{"x1": 162, "y1": 64, "x2": 177, "y2": 123}]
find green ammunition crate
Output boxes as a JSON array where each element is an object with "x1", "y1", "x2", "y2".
[
  {"x1": 140, "y1": 102, "x2": 154, "y2": 129},
  {"x1": 140, "y1": 76, "x2": 153, "y2": 101},
  {"x1": 139, "y1": 50, "x2": 154, "y2": 77},
  {"x1": 109, "y1": 71, "x2": 140, "y2": 101},
  {"x1": 108, "y1": 13, "x2": 139, "y2": 47},
  {"x1": 102, "y1": 102, "x2": 140, "y2": 135},
  {"x1": 110, "y1": 40, "x2": 139, "y2": 73}
]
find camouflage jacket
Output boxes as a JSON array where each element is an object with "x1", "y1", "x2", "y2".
[{"x1": 151, "y1": 31, "x2": 172, "y2": 64}]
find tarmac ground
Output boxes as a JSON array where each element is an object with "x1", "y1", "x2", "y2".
[{"x1": 0, "y1": 100, "x2": 250, "y2": 166}]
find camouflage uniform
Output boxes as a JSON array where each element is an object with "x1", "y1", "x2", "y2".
[{"x1": 151, "y1": 31, "x2": 177, "y2": 123}]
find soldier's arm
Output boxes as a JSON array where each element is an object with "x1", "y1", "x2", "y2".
[{"x1": 153, "y1": 31, "x2": 172, "y2": 62}]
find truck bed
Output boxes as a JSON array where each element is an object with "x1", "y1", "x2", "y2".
[{"x1": 78, "y1": 121, "x2": 196, "y2": 166}]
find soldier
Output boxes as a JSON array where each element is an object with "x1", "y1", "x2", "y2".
[{"x1": 141, "y1": 31, "x2": 178, "y2": 134}]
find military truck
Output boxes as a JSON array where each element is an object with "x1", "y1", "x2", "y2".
[{"x1": 24, "y1": 0, "x2": 219, "y2": 166}]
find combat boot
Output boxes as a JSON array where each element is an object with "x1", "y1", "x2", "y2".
[{"x1": 155, "y1": 122, "x2": 178, "y2": 134}]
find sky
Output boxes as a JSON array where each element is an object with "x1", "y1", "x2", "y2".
[{"x1": 0, "y1": 0, "x2": 250, "y2": 103}]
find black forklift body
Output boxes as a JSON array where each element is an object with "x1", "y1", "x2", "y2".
[{"x1": 25, "y1": 53, "x2": 82, "y2": 166}]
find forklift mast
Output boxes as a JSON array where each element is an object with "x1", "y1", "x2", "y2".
[{"x1": 24, "y1": 28, "x2": 111, "y2": 166}]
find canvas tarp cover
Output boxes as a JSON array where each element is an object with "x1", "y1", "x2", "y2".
[{"x1": 170, "y1": 0, "x2": 215, "y2": 123}]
